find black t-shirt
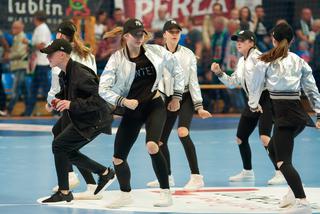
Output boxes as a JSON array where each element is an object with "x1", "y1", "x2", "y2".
[{"x1": 126, "y1": 48, "x2": 157, "y2": 103}]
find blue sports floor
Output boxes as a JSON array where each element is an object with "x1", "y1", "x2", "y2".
[{"x1": 0, "y1": 116, "x2": 319, "y2": 214}]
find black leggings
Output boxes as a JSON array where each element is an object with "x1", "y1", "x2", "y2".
[
  {"x1": 268, "y1": 124, "x2": 306, "y2": 198},
  {"x1": 52, "y1": 123, "x2": 107, "y2": 190},
  {"x1": 53, "y1": 117, "x2": 96, "y2": 185},
  {"x1": 236, "y1": 90, "x2": 273, "y2": 170},
  {"x1": 113, "y1": 97, "x2": 169, "y2": 192},
  {"x1": 160, "y1": 92, "x2": 200, "y2": 175}
]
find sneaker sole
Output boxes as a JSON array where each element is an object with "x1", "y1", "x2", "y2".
[
  {"x1": 41, "y1": 200, "x2": 73, "y2": 205},
  {"x1": 106, "y1": 199, "x2": 133, "y2": 209},
  {"x1": 95, "y1": 175, "x2": 117, "y2": 195},
  {"x1": 73, "y1": 194, "x2": 103, "y2": 200},
  {"x1": 229, "y1": 177, "x2": 255, "y2": 182}
]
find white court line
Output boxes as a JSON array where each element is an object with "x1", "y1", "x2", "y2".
[
  {"x1": 0, "y1": 123, "x2": 145, "y2": 134},
  {"x1": 0, "y1": 203, "x2": 39, "y2": 207}
]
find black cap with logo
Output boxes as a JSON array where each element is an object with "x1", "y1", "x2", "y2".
[
  {"x1": 123, "y1": 18, "x2": 147, "y2": 35},
  {"x1": 40, "y1": 39, "x2": 72, "y2": 55},
  {"x1": 271, "y1": 23, "x2": 293, "y2": 43},
  {"x1": 231, "y1": 30, "x2": 256, "y2": 43},
  {"x1": 163, "y1": 20, "x2": 182, "y2": 32},
  {"x1": 57, "y1": 21, "x2": 77, "y2": 38}
]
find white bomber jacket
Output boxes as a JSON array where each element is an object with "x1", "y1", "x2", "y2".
[
  {"x1": 217, "y1": 48, "x2": 262, "y2": 96},
  {"x1": 159, "y1": 45, "x2": 203, "y2": 110},
  {"x1": 99, "y1": 44, "x2": 185, "y2": 106}
]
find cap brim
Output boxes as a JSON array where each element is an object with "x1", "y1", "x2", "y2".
[
  {"x1": 40, "y1": 46, "x2": 56, "y2": 54},
  {"x1": 231, "y1": 35, "x2": 239, "y2": 41},
  {"x1": 165, "y1": 24, "x2": 182, "y2": 32},
  {"x1": 129, "y1": 28, "x2": 147, "y2": 35}
]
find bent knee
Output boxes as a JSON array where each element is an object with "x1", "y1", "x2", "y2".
[
  {"x1": 236, "y1": 137, "x2": 242, "y2": 145},
  {"x1": 178, "y1": 127, "x2": 189, "y2": 138},
  {"x1": 146, "y1": 141, "x2": 159, "y2": 154},
  {"x1": 260, "y1": 135, "x2": 270, "y2": 147},
  {"x1": 277, "y1": 161, "x2": 284, "y2": 169},
  {"x1": 113, "y1": 157, "x2": 123, "y2": 165}
]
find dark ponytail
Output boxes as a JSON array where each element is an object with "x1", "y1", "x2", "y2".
[{"x1": 259, "y1": 39, "x2": 289, "y2": 63}]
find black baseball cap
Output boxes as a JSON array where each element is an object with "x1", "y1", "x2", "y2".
[
  {"x1": 40, "y1": 39, "x2": 72, "y2": 55},
  {"x1": 231, "y1": 30, "x2": 256, "y2": 43},
  {"x1": 163, "y1": 20, "x2": 182, "y2": 32},
  {"x1": 271, "y1": 23, "x2": 293, "y2": 43},
  {"x1": 57, "y1": 20, "x2": 77, "y2": 38},
  {"x1": 123, "y1": 18, "x2": 147, "y2": 35}
]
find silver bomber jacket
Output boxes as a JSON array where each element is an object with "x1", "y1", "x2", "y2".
[
  {"x1": 99, "y1": 44, "x2": 185, "y2": 106},
  {"x1": 159, "y1": 45, "x2": 203, "y2": 110},
  {"x1": 247, "y1": 52, "x2": 320, "y2": 116},
  {"x1": 218, "y1": 48, "x2": 261, "y2": 96}
]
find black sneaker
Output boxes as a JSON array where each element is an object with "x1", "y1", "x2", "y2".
[
  {"x1": 42, "y1": 191, "x2": 73, "y2": 204},
  {"x1": 94, "y1": 167, "x2": 115, "y2": 195}
]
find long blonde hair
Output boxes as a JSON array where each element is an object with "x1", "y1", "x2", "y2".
[
  {"x1": 72, "y1": 34, "x2": 92, "y2": 60},
  {"x1": 259, "y1": 39, "x2": 289, "y2": 63},
  {"x1": 103, "y1": 26, "x2": 151, "y2": 48}
]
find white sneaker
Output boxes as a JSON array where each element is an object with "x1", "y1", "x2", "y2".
[
  {"x1": 279, "y1": 188, "x2": 296, "y2": 208},
  {"x1": 229, "y1": 169, "x2": 255, "y2": 182},
  {"x1": 73, "y1": 184, "x2": 103, "y2": 200},
  {"x1": 105, "y1": 191, "x2": 133, "y2": 209},
  {"x1": 281, "y1": 199, "x2": 312, "y2": 214},
  {"x1": 146, "y1": 175, "x2": 175, "y2": 188},
  {"x1": 268, "y1": 170, "x2": 287, "y2": 185},
  {"x1": 52, "y1": 172, "x2": 80, "y2": 192},
  {"x1": 153, "y1": 189, "x2": 173, "y2": 207},
  {"x1": 183, "y1": 174, "x2": 204, "y2": 191}
]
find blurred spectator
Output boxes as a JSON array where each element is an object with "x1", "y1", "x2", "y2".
[
  {"x1": 295, "y1": 8, "x2": 313, "y2": 44},
  {"x1": 96, "y1": 29, "x2": 121, "y2": 75},
  {"x1": 24, "y1": 11, "x2": 52, "y2": 116},
  {"x1": 95, "y1": 10, "x2": 108, "y2": 40},
  {"x1": 309, "y1": 19, "x2": 320, "y2": 44},
  {"x1": 312, "y1": 29, "x2": 320, "y2": 92},
  {"x1": 184, "y1": 17, "x2": 203, "y2": 59},
  {"x1": 148, "y1": 31, "x2": 164, "y2": 46},
  {"x1": 0, "y1": 29, "x2": 10, "y2": 116},
  {"x1": 239, "y1": 6, "x2": 254, "y2": 31},
  {"x1": 108, "y1": 8, "x2": 125, "y2": 28},
  {"x1": 184, "y1": 16, "x2": 204, "y2": 80},
  {"x1": 296, "y1": 41, "x2": 311, "y2": 63},
  {"x1": 202, "y1": 2, "x2": 227, "y2": 51},
  {"x1": 6, "y1": 21, "x2": 28, "y2": 116},
  {"x1": 253, "y1": 5, "x2": 271, "y2": 52},
  {"x1": 151, "y1": 5, "x2": 169, "y2": 32},
  {"x1": 211, "y1": 16, "x2": 230, "y2": 113},
  {"x1": 223, "y1": 19, "x2": 245, "y2": 112},
  {"x1": 230, "y1": 8, "x2": 239, "y2": 21}
]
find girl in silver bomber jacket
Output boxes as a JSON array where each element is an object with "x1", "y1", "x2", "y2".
[
  {"x1": 98, "y1": 18, "x2": 184, "y2": 209},
  {"x1": 211, "y1": 30, "x2": 285, "y2": 185},
  {"x1": 248, "y1": 23, "x2": 320, "y2": 213},
  {"x1": 147, "y1": 20, "x2": 211, "y2": 191}
]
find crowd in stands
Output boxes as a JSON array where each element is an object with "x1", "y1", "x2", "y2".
[{"x1": 0, "y1": 3, "x2": 320, "y2": 116}]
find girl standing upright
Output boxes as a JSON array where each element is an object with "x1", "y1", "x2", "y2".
[{"x1": 147, "y1": 20, "x2": 211, "y2": 191}]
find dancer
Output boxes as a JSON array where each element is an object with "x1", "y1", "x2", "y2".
[
  {"x1": 45, "y1": 21, "x2": 103, "y2": 200},
  {"x1": 41, "y1": 39, "x2": 114, "y2": 204},
  {"x1": 147, "y1": 20, "x2": 211, "y2": 191},
  {"x1": 247, "y1": 23, "x2": 320, "y2": 213},
  {"x1": 211, "y1": 30, "x2": 286, "y2": 185},
  {"x1": 99, "y1": 18, "x2": 184, "y2": 208}
]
